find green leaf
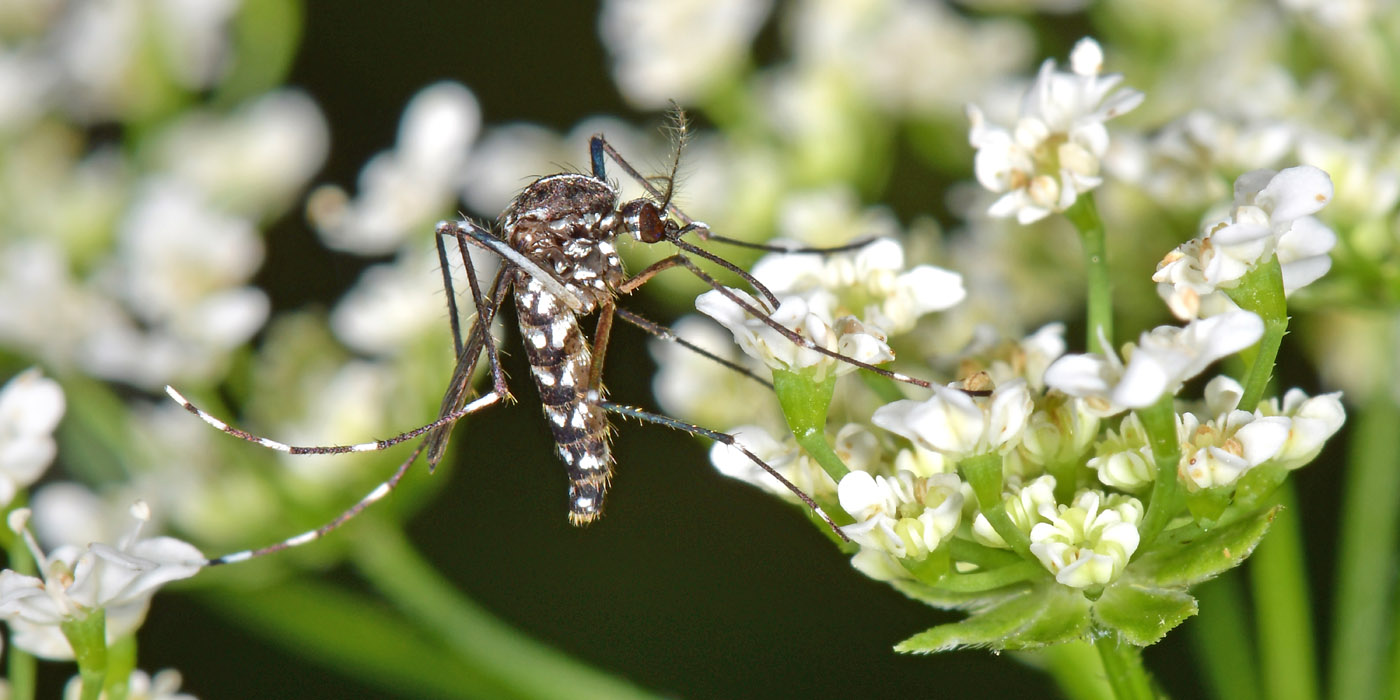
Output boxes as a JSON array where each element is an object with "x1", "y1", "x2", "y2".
[
  {"x1": 887, "y1": 578, "x2": 1027, "y2": 611},
  {"x1": 1132, "y1": 506, "x2": 1278, "y2": 588},
  {"x1": 1094, "y1": 584, "x2": 1198, "y2": 646},
  {"x1": 894, "y1": 583, "x2": 1091, "y2": 653}
]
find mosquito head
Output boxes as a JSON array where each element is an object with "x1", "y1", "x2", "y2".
[{"x1": 620, "y1": 198, "x2": 677, "y2": 244}]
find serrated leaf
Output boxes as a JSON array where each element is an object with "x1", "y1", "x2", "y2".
[
  {"x1": 1132, "y1": 506, "x2": 1278, "y2": 588},
  {"x1": 895, "y1": 583, "x2": 1091, "y2": 653},
  {"x1": 1094, "y1": 584, "x2": 1198, "y2": 646}
]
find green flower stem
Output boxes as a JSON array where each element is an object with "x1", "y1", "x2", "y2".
[
  {"x1": 61, "y1": 609, "x2": 108, "y2": 700},
  {"x1": 1031, "y1": 640, "x2": 1115, "y2": 700},
  {"x1": 960, "y1": 453, "x2": 1030, "y2": 556},
  {"x1": 1250, "y1": 486, "x2": 1317, "y2": 700},
  {"x1": 1225, "y1": 257, "x2": 1289, "y2": 413},
  {"x1": 772, "y1": 370, "x2": 849, "y2": 482},
  {"x1": 1332, "y1": 387, "x2": 1400, "y2": 700},
  {"x1": 104, "y1": 635, "x2": 137, "y2": 700},
  {"x1": 1192, "y1": 576, "x2": 1260, "y2": 700},
  {"x1": 351, "y1": 517, "x2": 658, "y2": 700},
  {"x1": 947, "y1": 537, "x2": 1023, "y2": 569},
  {"x1": 1064, "y1": 194, "x2": 1113, "y2": 354},
  {"x1": 3, "y1": 504, "x2": 36, "y2": 700},
  {"x1": 1093, "y1": 633, "x2": 1156, "y2": 700},
  {"x1": 934, "y1": 560, "x2": 1042, "y2": 592},
  {"x1": 1135, "y1": 395, "x2": 1183, "y2": 548}
]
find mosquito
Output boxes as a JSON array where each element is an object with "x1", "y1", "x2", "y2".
[{"x1": 168, "y1": 121, "x2": 934, "y2": 565}]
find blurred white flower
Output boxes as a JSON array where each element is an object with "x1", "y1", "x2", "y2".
[
  {"x1": 331, "y1": 244, "x2": 466, "y2": 356},
  {"x1": 600, "y1": 0, "x2": 772, "y2": 108},
  {"x1": 64, "y1": 667, "x2": 197, "y2": 700},
  {"x1": 155, "y1": 90, "x2": 330, "y2": 217},
  {"x1": 1155, "y1": 166, "x2": 1336, "y2": 320},
  {"x1": 0, "y1": 505, "x2": 203, "y2": 660},
  {"x1": 967, "y1": 37, "x2": 1144, "y2": 223},
  {"x1": 752, "y1": 236, "x2": 965, "y2": 335},
  {"x1": 873, "y1": 379, "x2": 1034, "y2": 459},
  {"x1": 1044, "y1": 311, "x2": 1264, "y2": 414},
  {"x1": 311, "y1": 82, "x2": 481, "y2": 255},
  {"x1": 697, "y1": 288, "x2": 894, "y2": 381},
  {"x1": 1029, "y1": 490, "x2": 1142, "y2": 588},
  {"x1": 787, "y1": 0, "x2": 1034, "y2": 115},
  {"x1": 0, "y1": 368, "x2": 65, "y2": 507},
  {"x1": 650, "y1": 315, "x2": 775, "y2": 431}
]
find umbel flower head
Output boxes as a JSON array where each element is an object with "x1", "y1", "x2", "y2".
[{"x1": 967, "y1": 37, "x2": 1144, "y2": 223}]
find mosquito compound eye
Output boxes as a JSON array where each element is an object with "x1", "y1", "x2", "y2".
[{"x1": 621, "y1": 199, "x2": 666, "y2": 243}]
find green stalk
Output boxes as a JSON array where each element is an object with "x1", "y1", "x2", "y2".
[
  {"x1": 61, "y1": 610, "x2": 108, "y2": 700},
  {"x1": 1034, "y1": 640, "x2": 1115, "y2": 700},
  {"x1": 351, "y1": 518, "x2": 658, "y2": 700},
  {"x1": 1332, "y1": 381, "x2": 1400, "y2": 699},
  {"x1": 1225, "y1": 257, "x2": 1288, "y2": 413},
  {"x1": 1064, "y1": 194, "x2": 1114, "y2": 354},
  {"x1": 1093, "y1": 633, "x2": 1156, "y2": 700},
  {"x1": 3, "y1": 505, "x2": 36, "y2": 700},
  {"x1": 960, "y1": 453, "x2": 1031, "y2": 555},
  {"x1": 1250, "y1": 486, "x2": 1317, "y2": 700},
  {"x1": 1135, "y1": 395, "x2": 1183, "y2": 548},
  {"x1": 1191, "y1": 575, "x2": 1260, "y2": 700}
]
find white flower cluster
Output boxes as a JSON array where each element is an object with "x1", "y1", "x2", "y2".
[
  {"x1": 1155, "y1": 166, "x2": 1337, "y2": 320},
  {"x1": 698, "y1": 237, "x2": 963, "y2": 382},
  {"x1": 967, "y1": 37, "x2": 1144, "y2": 223}
]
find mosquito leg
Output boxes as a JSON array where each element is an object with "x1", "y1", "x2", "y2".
[
  {"x1": 595, "y1": 398, "x2": 848, "y2": 541},
  {"x1": 438, "y1": 220, "x2": 509, "y2": 397},
  {"x1": 208, "y1": 440, "x2": 429, "y2": 565},
  {"x1": 166, "y1": 386, "x2": 501, "y2": 456},
  {"x1": 435, "y1": 229, "x2": 466, "y2": 356},
  {"x1": 613, "y1": 308, "x2": 771, "y2": 389}
]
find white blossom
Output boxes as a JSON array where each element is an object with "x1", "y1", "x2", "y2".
[
  {"x1": 1044, "y1": 311, "x2": 1264, "y2": 414},
  {"x1": 872, "y1": 379, "x2": 1034, "y2": 459},
  {"x1": 1029, "y1": 490, "x2": 1143, "y2": 588},
  {"x1": 1178, "y1": 409, "x2": 1290, "y2": 489},
  {"x1": 1257, "y1": 389, "x2": 1346, "y2": 470},
  {"x1": 1155, "y1": 166, "x2": 1336, "y2": 320},
  {"x1": 0, "y1": 368, "x2": 65, "y2": 507},
  {"x1": 751, "y1": 237, "x2": 965, "y2": 335},
  {"x1": 967, "y1": 37, "x2": 1144, "y2": 223},
  {"x1": 697, "y1": 288, "x2": 894, "y2": 381},
  {"x1": 0, "y1": 505, "x2": 203, "y2": 660},
  {"x1": 709, "y1": 425, "x2": 839, "y2": 500},
  {"x1": 1087, "y1": 413, "x2": 1155, "y2": 491},
  {"x1": 838, "y1": 470, "x2": 963, "y2": 559}
]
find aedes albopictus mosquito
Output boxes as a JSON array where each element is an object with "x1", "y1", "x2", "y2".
[{"x1": 168, "y1": 120, "x2": 938, "y2": 565}]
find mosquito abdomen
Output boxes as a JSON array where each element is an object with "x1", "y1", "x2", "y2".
[{"x1": 514, "y1": 274, "x2": 613, "y2": 524}]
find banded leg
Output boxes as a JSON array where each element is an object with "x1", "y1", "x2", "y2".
[
  {"x1": 203, "y1": 391, "x2": 501, "y2": 565},
  {"x1": 166, "y1": 386, "x2": 502, "y2": 457}
]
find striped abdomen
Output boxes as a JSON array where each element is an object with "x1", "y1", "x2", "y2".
[{"x1": 514, "y1": 273, "x2": 613, "y2": 524}]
